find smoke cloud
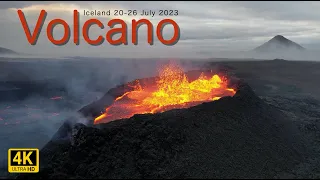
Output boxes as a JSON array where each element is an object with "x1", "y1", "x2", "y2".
[{"x1": 0, "y1": 57, "x2": 204, "y2": 165}]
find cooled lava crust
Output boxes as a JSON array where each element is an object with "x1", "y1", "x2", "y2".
[{"x1": 15, "y1": 76, "x2": 306, "y2": 179}]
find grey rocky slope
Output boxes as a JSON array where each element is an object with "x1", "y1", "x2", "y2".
[{"x1": 16, "y1": 82, "x2": 307, "y2": 179}]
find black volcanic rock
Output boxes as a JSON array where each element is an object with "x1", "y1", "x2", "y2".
[
  {"x1": 16, "y1": 82, "x2": 306, "y2": 179},
  {"x1": 253, "y1": 35, "x2": 305, "y2": 53},
  {"x1": 0, "y1": 47, "x2": 17, "y2": 55}
]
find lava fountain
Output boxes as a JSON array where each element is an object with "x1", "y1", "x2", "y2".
[{"x1": 94, "y1": 63, "x2": 236, "y2": 124}]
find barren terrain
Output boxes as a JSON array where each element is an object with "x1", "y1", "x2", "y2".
[{"x1": 0, "y1": 58, "x2": 319, "y2": 178}]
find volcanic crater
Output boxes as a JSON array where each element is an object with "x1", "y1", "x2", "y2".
[
  {"x1": 80, "y1": 63, "x2": 238, "y2": 125},
  {"x1": 16, "y1": 64, "x2": 306, "y2": 179}
]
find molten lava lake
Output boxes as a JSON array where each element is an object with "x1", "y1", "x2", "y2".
[{"x1": 94, "y1": 64, "x2": 236, "y2": 124}]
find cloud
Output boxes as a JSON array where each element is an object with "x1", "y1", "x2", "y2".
[
  {"x1": 0, "y1": 1, "x2": 320, "y2": 59},
  {"x1": 227, "y1": 1, "x2": 320, "y2": 22}
]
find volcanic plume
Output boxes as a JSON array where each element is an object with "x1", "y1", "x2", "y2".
[{"x1": 94, "y1": 63, "x2": 236, "y2": 124}]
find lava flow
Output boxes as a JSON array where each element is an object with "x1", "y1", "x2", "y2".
[{"x1": 94, "y1": 64, "x2": 236, "y2": 124}]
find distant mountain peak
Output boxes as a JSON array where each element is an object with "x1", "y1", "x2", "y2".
[
  {"x1": 253, "y1": 35, "x2": 305, "y2": 53},
  {"x1": 272, "y1": 35, "x2": 287, "y2": 41},
  {"x1": 0, "y1": 47, "x2": 17, "y2": 55}
]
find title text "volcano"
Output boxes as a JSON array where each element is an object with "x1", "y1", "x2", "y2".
[{"x1": 17, "y1": 10, "x2": 180, "y2": 46}]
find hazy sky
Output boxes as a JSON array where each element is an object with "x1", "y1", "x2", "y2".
[{"x1": 0, "y1": 1, "x2": 320, "y2": 58}]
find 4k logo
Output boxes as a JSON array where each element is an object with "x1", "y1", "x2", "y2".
[{"x1": 8, "y1": 148, "x2": 39, "y2": 173}]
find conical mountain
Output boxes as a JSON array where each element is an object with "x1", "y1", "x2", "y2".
[{"x1": 253, "y1": 35, "x2": 305, "y2": 52}]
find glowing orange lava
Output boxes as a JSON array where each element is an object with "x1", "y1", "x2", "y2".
[{"x1": 94, "y1": 64, "x2": 236, "y2": 124}]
